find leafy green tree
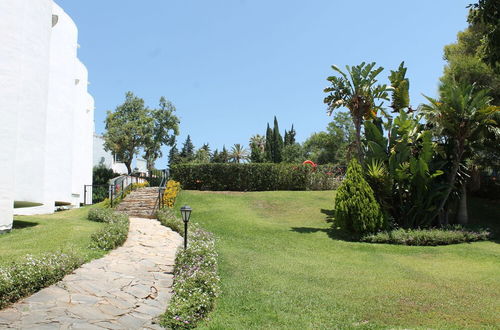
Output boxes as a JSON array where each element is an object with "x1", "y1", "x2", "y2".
[
  {"x1": 303, "y1": 111, "x2": 355, "y2": 165},
  {"x1": 334, "y1": 158, "x2": 385, "y2": 235},
  {"x1": 282, "y1": 143, "x2": 304, "y2": 163},
  {"x1": 323, "y1": 62, "x2": 389, "y2": 162},
  {"x1": 421, "y1": 82, "x2": 499, "y2": 224},
  {"x1": 103, "y1": 92, "x2": 149, "y2": 174},
  {"x1": 194, "y1": 143, "x2": 211, "y2": 163},
  {"x1": 168, "y1": 144, "x2": 181, "y2": 167},
  {"x1": 142, "y1": 97, "x2": 180, "y2": 171},
  {"x1": 230, "y1": 144, "x2": 249, "y2": 163},
  {"x1": 180, "y1": 135, "x2": 195, "y2": 163},
  {"x1": 467, "y1": 0, "x2": 500, "y2": 69},
  {"x1": 249, "y1": 134, "x2": 266, "y2": 163},
  {"x1": 272, "y1": 116, "x2": 283, "y2": 163}
]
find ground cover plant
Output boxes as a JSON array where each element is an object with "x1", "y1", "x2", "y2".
[
  {"x1": 176, "y1": 190, "x2": 500, "y2": 329},
  {"x1": 156, "y1": 209, "x2": 220, "y2": 329},
  {"x1": 87, "y1": 208, "x2": 130, "y2": 250}
]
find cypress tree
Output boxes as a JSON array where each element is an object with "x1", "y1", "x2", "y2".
[
  {"x1": 265, "y1": 123, "x2": 273, "y2": 162},
  {"x1": 272, "y1": 116, "x2": 283, "y2": 163},
  {"x1": 334, "y1": 158, "x2": 384, "y2": 235}
]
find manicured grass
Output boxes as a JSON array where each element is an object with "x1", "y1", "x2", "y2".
[
  {"x1": 0, "y1": 206, "x2": 106, "y2": 266},
  {"x1": 175, "y1": 191, "x2": 500, "y2": 329}
]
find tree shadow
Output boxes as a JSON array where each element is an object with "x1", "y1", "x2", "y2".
[
  {"x1": 12, "y1": 220, "x2": 38, "y2": 230},
  {"x1": 290, "y1": 208, "x2": 359, "y2": 242}
]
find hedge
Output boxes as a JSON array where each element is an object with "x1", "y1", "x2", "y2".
[
  {"x1": 361, "y1": 227, "x2": 491, "y2": 246},
  {"x1": 170, "y1": 163, "x2": 342, "y2": 191}
]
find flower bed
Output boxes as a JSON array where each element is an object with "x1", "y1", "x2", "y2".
[
  {"x1": 157, "y1": 209, "x2": 220, "y2": 329},
  {"x1": 0, "y1": 251, "x2": 82, "y2": 309}
]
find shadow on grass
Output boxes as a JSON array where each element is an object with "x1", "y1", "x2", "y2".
[
  {"x1": 12, "y1": 220, "x2": 38, "y2": 230},
  {"x1": 290, "y1": 208, "x2": 357, "y2": 241}
]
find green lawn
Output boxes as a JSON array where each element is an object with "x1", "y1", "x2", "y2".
[
  {"x1": 175, "y1": 190, "x2": 500, "y2": 329},
  {"x1": 0, "y1": 206, "x2": 106, "y2": 266}
]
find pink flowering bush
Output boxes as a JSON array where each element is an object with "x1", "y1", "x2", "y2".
[{"x1": 157, "y1": 209, "x2": 220, "y2": 329}]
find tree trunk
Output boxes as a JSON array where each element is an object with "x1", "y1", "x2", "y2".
[
  {"x1": 125, "y1": 161, "x2": 132, "y2": 175},
  {"x1": 469, "y1": 166, "x2": 481, "y2": 192},
  {"x1": 457, "y1": 183, "x2": 468, "y2": 225},
  {"x1": 354, "y1": 119, "x2": 362, "y2": 164}
]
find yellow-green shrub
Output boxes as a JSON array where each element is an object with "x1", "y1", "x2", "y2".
[{"x1": 163, "y1": 180, "x2": 181, "y2": 208}]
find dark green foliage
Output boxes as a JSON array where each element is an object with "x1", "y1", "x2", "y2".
[
  {"x1": 364, "y1": 111, "x2": 445, "y2": 228},
  {"x1": 171, "y1": 163, "x2": 310, "y2": 191},
  {"x1": 265, "y1": 123, "x2": 273, "y2": 162},
  {"x1": 272, "y1": 116, "x2": 283, "y2": 163},
  {"x1": 169, "y1": 144, "x2": 181, "y2": 166},
  {"x1": 180, "y1": 135, "x2": 195, "y2": 162},
  {"x1": 284, "y1": 125, "x2": 296, "y2": 146},
  {"x1": 388, "y1": 62, "x2": 410, "y2": 112},
  {"x1": 212, "y1": 146, "x2": 229, "y2": 163},
  {"x1": 361, "y1": 227, "x2": 490, "y2": 246},
  {"x1": 92, "y1": 165, "x2": 118, "y2": 203},
  {"x1": 0, "y1": 252, "x2": 83, "y2": 309},
  {"x1": 467, "y1": 0, "x2": 500, "y2": 69},
  {"x1": 334, "y1": 158, "x2": 384, "y2": 234}
]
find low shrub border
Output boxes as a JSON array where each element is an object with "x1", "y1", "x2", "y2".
[
  {"x1": 0, "y1": 251, "x2": 83, "y2": 309},
  {"x1": 156, "y1": 209, "x2": 220, "y2": 329},
  {"x1": 88, "y1": 208, "x2": 130, "y2": 250},
  {"x1": 361, "y1": 226, "x2": 491, "y2": 246}
]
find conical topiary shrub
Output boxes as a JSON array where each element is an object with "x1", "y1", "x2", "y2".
[{"x1": 335, "y1": 158, "x2": 384, "y2": 235}]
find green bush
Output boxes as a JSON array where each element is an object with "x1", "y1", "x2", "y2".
[
  {"x1": 0, "y1": 252, "x2": 83, "y2": 309},
  {"x1": 170, "y1": 163, "x2": 342, "y2": 191},
  {"x1": 361, "y1": 227, "x2": 491, "y2": 246},
  {"x1": 334, "y1": 158, "x2": 384, "y2": 235},
  {"x1": 157, "y1": 209, "x2": 220, "y2": 329},
  {"x1": 88, "y1": 209, "x2": 129, "y2": 250}
]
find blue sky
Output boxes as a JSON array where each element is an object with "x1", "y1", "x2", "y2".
[{"x1": 57, "y1": 0, "x2": 471, "y2": 167}]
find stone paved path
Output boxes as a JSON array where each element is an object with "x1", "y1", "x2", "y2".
[{"x1": 0, "y1": 218, "x2": 182, "y2": 329}]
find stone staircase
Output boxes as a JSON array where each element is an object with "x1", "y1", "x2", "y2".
[{"x1": 115, "y1": 187, "x2": 160, "y2": 218}]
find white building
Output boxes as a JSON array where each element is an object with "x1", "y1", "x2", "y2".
[
  {"x1": 0, "y1": 0, "x2": 94, "y2": 233},
  {"x1": 93, "y1": 134, "x2": 148, "y2": 175}
]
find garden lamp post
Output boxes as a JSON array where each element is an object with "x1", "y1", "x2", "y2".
[{"x1": 180, "y1": 205, "x2": 192, "y2": 249}]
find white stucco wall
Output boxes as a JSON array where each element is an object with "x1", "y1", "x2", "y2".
[
  {"x1": 44, "y1": 3, "x2": 78, "y2": 205},
  {"x1": 0, "y1": 0, "x2": 53, "y2": 231}
]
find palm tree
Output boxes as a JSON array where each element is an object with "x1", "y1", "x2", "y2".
[
  {"x1": 421, "y1": 82, "x2": 499, "y2": 224},
  {"x1": 230, "y1": 144, "x2": 249, "y2": 163},
  {"x1": 249, "y1": 134, "x2": 266, "y2": 163},
  {"x1": 323, "y1": 62, "x2": 389, "y2": 162}
]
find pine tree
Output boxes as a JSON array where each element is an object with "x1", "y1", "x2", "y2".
[
  {"x1": 168, "y1": 144, "x2": 180, "y2": 166},
  {"x1": 179, "y1": 135, "x2": 195, "y2": 162},
  {"x1": 272, "y1": 116, "x2": 283, "y2": 163},
  {"x1": 334, "y1": 158, "x2": 384, "y2": 235},
  {"x1": 265, "y1": 123, "x2": 273, "y2": 162},
  {"x1": 220, "y1": 146, "x2": 230, "y2": 163}
]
